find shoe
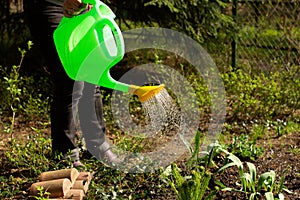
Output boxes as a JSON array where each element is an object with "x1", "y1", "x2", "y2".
[
  {"x1": 73, "y1": 160, "x2": 85, "y2": 168},
  {"x1": 102, "y1": 149, "x2": 122, "y2": 165},
  {"x1": 62, "y1": 148, "x2": 80, "y2": 162},
  {"x1": 62, "y1": 148, "x2": 86, "y2": 169}
]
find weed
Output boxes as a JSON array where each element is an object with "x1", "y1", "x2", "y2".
[
  {"x1": 265, "y1": 120, "x2": 300, "y2": 138},
  {"x1": 252, "y1": 123, "x2": 267, "y2": 139},
  {"x1": 31, "y1": 186, "x2": 50, "y2": 200},
  {"x1": 85, "y1": 161, "x2": 168, "y2": 199},
  {"x1": 0, "y1": 175, "x2": 30, "y2": 199},
  {"x1": 112, "y1": 130, "x2": 145, "y2": 153},
  {"x1": 23, "y1": 94, "x2": 50, "y2": 122},
  {"x1": 285, "y1": 121, "x2": 300, "y2": 134},
  {"x1": 4, "y1": 132, "x2": 52, "y2": 176},
  {"x1": 2, "y1": 42, "x2": 31, "y2": 136},
  {"x1": 289, "y1": 145, "x2": 300, "y2": 155}
]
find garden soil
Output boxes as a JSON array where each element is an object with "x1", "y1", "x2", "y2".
[{"x1": 0, "y1": 119, "x2": 299, "y2": 200}]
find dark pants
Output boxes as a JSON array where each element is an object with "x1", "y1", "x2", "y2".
[{"x1": 23, "y1": 0, "x2": 110, "y2": 158}]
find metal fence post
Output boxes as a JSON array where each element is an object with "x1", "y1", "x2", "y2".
[{"x1": 231, "y1": 0, "x2": 238, "y2": 69}]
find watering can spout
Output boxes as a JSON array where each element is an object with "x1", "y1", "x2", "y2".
[
  {"x1": 128, "y1": 84, "x2": 165, "y2": 102},
  {"x1": 99, "y1": 69, "x2": 130, "y2": 92}
]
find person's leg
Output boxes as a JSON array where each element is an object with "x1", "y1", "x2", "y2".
[
  {"x1": 24, "y1": 0, "x2": 119, "y2": 164},
  {"x1": 78, "y1": 83, "x2": 111, "y2": 159},
  {"x1": 23, "y1": 0, "x2": 80, "y2": 158}
]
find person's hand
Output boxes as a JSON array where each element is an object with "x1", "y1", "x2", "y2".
[{"x1": 63, "y1": 0, "x2": 86, "y2": 17}]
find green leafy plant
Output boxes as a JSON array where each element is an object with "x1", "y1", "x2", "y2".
[
  {"x1": 252, "y1": 122, "x2": 267, "y2": 139},
  {"x1": 267, "y1": 120, "x2": 300, "y2": 138},
  {"x1": 23, "y1": 94, "x2": 50, "y2": 122},
  {"x1": 228, "y1": 134, "x2": 264, "y2": 161},
  {"x1": 218, "y1": 150, "x2": 292, "y2": 200},
  {"x1": 289, "y1": 145, "x2": 300, "y2": 155},
  {"x1": 187, "y1": 132, "x2": 225, "y2": 170},
  {"x1": 144, "y1": 0, "x2": 233, "y2": 43},
  {"x1": 162, "y1": 164, "x2": 216, "y2": 200},
  {"x1": 222, "y1": 66, "x2": 300, "y2": 123},
  {"x1": 284, "y1": 121, "x2": 300, "y2": 135},
  {"x1": 161, "y1": 133, "x2": 222, "y2": 200},
  {"x1": 0, "y1": 175, "x2": 26, "y2": 199},
  {"x1": 5, "y1": 132, "x2": 52, "y2": 176},
  {"x1": 1, "y1": 41, "x2": 34, "y2": 136}
]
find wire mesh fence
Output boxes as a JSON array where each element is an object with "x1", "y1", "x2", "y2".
[
  {"x1": 3, "y1": 0, "x2": 300, "y2": 71},
  {"x1": 231, "y1": 0, "x2": 300, "y2": 71}
]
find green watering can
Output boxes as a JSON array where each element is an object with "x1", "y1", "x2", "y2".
[{"x1": 53, "y1": 0, "x2": 164, "y2": 102}]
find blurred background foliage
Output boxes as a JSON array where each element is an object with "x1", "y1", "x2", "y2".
[{"x1": 0, "y1": 0, "x2": 299, "y2": 122}]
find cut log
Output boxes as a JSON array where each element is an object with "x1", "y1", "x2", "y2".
[
  {"x1": 64, "y1": 189, "x2": 85, "y2": 200},
  {"x1": 30, "y1": 178, "x2": 72, "y2": 198},
  {"x1": 39, "y1": 168, "x2": 79, "y2": 184},
  {"x1": 76, "y1": 172, "x2": 93, "y2": 181},
  {"x1": 73, "y1": 180, "x2": 90, "y2": 193},
  {"x1": 73, "y1": 172, "x2": 93, "y2": 193}
]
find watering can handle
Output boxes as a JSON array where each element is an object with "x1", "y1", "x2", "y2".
[
  {"x1": 98, "y1": 18, "x2": 125, "y2": 58},
  {"x1": 59, "y1": 0, "x2": 115, "y2": 24},
  {"x1": 82, "y1": 0, "x2": 98, "y2": 6}
]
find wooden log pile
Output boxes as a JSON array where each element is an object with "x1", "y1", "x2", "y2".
[{"x1": 30, "y1": 168, "x2": 92, "y2": 200}]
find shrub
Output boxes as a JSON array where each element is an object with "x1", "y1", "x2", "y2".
[{"x1": 222, "y1": 66, "x2": 300, "y2": 123}]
